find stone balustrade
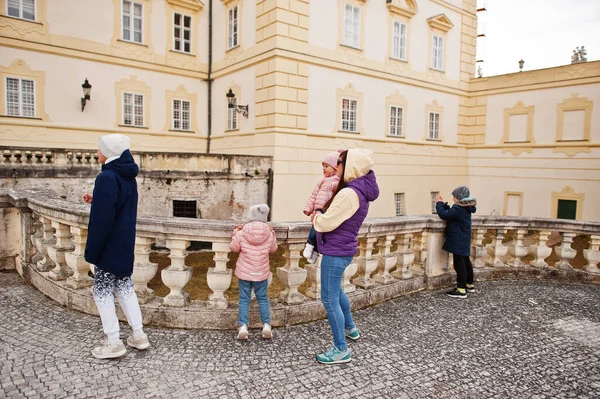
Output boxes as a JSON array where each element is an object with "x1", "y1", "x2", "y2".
[{"x1": 1, "y1": 188, "x2": 599, "y2": 329}]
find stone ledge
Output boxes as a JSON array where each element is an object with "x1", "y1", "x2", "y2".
[{"x1": 23, "y1": 264, "x2": 600, "y2": 330}]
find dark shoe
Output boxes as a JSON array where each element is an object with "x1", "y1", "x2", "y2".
[
  {"x1": 446, "y1": 288, "x2": 467, "y2": 299},
  {"x1": 466, "y1": 285, "x2": 475, "y2": 293}
]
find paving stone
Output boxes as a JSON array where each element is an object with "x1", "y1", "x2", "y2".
[{"x1": 1, "y1": 272, "x2": 599, "y2": 398}]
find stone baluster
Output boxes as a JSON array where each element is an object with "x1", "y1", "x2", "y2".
[
  {"x1": 425, "y1": 229, "x2": 447, "y2": 277},
  {"x1": 486, "y1": 228, "x2": 508, "y2": 267},
  {"x1": 277, "y1": 242, "x2": 306, "y2": 304},
  {"x1": 131, "y1": 237, "x2": 158, "y2": 304},
  {"x1": 555, "y1": 232, "x2": 576, "y2": 270},
  {"x1": 352, "y1": 237, "x2": 378, "y2": 288},
  {"x1": 584, "y1": 235, "x2": 600, "y2": 274},
  {"x1": 35, "y1": 217, "x2": 55, "y2": 272},
  {"x1": 530, "y1": 230, "x2": 553, "y2": 268},
  {"x1": 471, "y1": 228, "x2": 487, "y2": 268},
  {"x1": 47, "y1": 221, "x2": 74, "y2": 281},
  {"x1": 412, "y1": 231, "x2": 428, "y2": 275},
  {"x1": 30, "y1": 217, "x2": 43, "y2": 264},
  {"x1": 65, "y1": 227, "x2": 92, "y2": 289},
  {"x1": 305, "y1": 256, "x2": 321, "y2": 299},
  {"x1": 342, "y1": 259, "x2": 359, "y2": 293},
  {"x1": 374, "y1": 235, "x2": 398, "y2": 284},
  {"x1": 392, "y1": 234, "x2": 414, "y2": 280},
  {"x1": 507, "y1": 229, "x2": 529, "y2": 267},
  {"x1": 207, "y1": 241, "x2": 232, "y2": 309},
  {"x1": 161, "y1": 239, "x2": 192, "y2": 307}
]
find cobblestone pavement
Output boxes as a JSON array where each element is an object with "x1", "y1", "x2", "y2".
[{"x1": 1, "y1": 272, "x2": 599, "y2": 399}]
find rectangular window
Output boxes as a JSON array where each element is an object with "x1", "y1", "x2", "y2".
[
  {"x1": 389, "y1": 106, "x2": 403, "y2": 136},
  {"x1": 392, "y1": 21, "x2": 407, "y2": 60},
  {"x1": 557, "y1": 199, "x2": 577, "y2": 220},
  {"x1": 343, "y1": 4, "x2": 360, "y2": 48},
  {"x1": 122, "y1": 0, "x2": 143, "y2": 44},
  {"x1": 123, "y1": 93, "x2": 144, "y2": 127},
  {"x1": 228, "y1": 6, "x2": 238, "y2": 49},
  {"x1": 7, "y1": 0, "x2": 35, "y2": 21},
  {"x1": 227, "y1": 98, "x2": 238, "y2": 130},
  {"x1": 5, "y1": 77, "x2": 35, "y2": 117},
  {"x1": 432, "y1": 34, "x2": 444, "y2": 70},
  {"x1": 173, "y1": 99, "x2": 191, "y2": 131},
  {"x1": 173, "y1": 200, "x2": 197, "y2": 218},
  {"x1": 341, "y1": 98, "x2": 358, "y2": 132},
  {"x1": 430, "y1": 191, "x2": 439, "y2": 214},
  {"x1": 395, "y1": 193, "x2": 405, "y2": 216},
  {"x1": 428, "y1": 112, "x2": 440, "y2": 140},
  {"x1": 174, "y1": 13, "x2": 192, "y2": 53}
]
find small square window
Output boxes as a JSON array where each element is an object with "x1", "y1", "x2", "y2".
[{"x1": 173, "y1": 200, "x2": 197, "y2": 218}]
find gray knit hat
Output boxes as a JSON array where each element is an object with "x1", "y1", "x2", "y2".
[
  {"x1": 451, "y1": 186, "x2": 470, "y2": 201},
  {"x1": 247, "y1": 204, "x2": 270, "y2": 223}
]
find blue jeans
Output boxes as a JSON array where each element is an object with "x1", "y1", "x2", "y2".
[
  {"x1": 238, "y1": 279, "x2": 271, "y2": 326},
  {"x1": 320, "y1": 255, "x2": 355, "y2": 351}
]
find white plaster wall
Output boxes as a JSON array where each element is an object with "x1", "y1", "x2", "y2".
[
  {"x1": 363, "y1": 1, "x2": 387, "y2": 63},
  {"x1": 485, "y1": 83, "x2": 600, "y2": 145},
  {"x1": 47, "y1": 0, "x2": 113, "y2": 44},
  {"x1": 307, "y1": 65, "x2": 459, "y2": 144},
  {"x1": 212, "y1": 67, "x2": 256, "y2": 135},
  {"x1": 151, "y1": 0, "x2": 168, "y2": 57},
  {"x1": 0, "y1": 48, "x2": 207, "y2": 137},
  {"x1": 309, "y1": 0, "x2": 337, "y2": 50}
]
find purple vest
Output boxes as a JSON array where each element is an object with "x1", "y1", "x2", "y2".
[{"x1": 316, "y1": 171, "x2": 379, "y2": 257}]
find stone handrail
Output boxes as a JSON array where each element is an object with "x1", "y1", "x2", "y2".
[{"x1": 1, "y1": 188, "x2": 599, "y2": 329}]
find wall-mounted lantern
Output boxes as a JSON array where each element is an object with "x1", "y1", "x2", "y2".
[
  {"x1": 81, "y1": 79, "x2": 92, "y2": 112},
  {"x1": 226, "y1": 88, "x2": 249, "y2": 118},
  {"x1": 518, "y1": 59, "x2": 524, "y2": 72}
]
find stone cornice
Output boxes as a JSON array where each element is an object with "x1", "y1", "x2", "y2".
[{"x1": 166, "y1": 0, "x2": 204, "y2": 11}]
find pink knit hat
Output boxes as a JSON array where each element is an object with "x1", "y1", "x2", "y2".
[{"x1": 322, "y1": 151, "x2": 341, "y2": 170}]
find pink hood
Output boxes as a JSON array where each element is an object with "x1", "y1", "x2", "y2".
[{"x1": 229, "y1": 221, "x2": 277, "y2": 282}]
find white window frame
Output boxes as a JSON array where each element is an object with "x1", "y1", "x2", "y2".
[
  {"x1": 395, "y1": 193, "x2": 405, "y2": 216},
  {"x1": 389, "y1": 105, "x2": 404, "y2": 137},
  {"x1": 431, "y1": 34, "x2": 444, "y2": 71},
  {"x1": 228, "y1": 5, "x2": 239, "y2": 50},
  {"x1": 4, "y1": 77, "x2": 36, "y2": 118},
  {"x1": 343, "y1": 3, "x2": 360, "y2": 48},
  {"x1": 428, "y1": 112, "x2": 440, "y2": 140},
  {"x1": 341, "y1": 97, "x2": 358, "y2": 132},
  {"x1": 6, "y1": 0, "x2": 35, "y2": 21},
  {"x1": 227, "y1": 98, "x2": 238, "y2": 130},
  {"x1": 430, "y1": 191, "x2": 439, "y2": 214},
  {"x1": 122, "y1": 0, "x2": 144, "y2": 44},
  {"x1": 392, "y1": 21, "x2": 407, "y2": 61},
  {"x1": 173, "y1": 12, "x2": 192, "y2": 54},
  {"x1": 172, "y1": 99, "x2": 191, "y2": 131},
  {"x1": 122, "y1": 92, "x2": 144, "y2": 127}
]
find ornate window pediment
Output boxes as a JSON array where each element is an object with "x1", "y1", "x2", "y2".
[
  {"x1": 386, "y1": 0, "x2": 417, "y2": 19},
  {"x1": 167, "y1": 0, "x2": 204, "y2": 12},
  {"x1": 427, "y1": 14, "x2": 453, "y2": 32}
]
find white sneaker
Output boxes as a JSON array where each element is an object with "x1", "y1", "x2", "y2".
[
  {"x1": 303, "y1": 243, "x2": 314, "y2": 259},
  {"x1": 127, "y1": 333, "x2": 150, "y2": 350},
  {"x1": 237, "y1": 325, "x2": 249, "y2": 340},
  {"x1": 92, "y1": 339, "x2": 126, "y2": 359},
  {"x1": 307, "y1": 251, "x2": 319, "y2": 264},
  {"x1": 262, "y1": 324, "x2": 273, "y2": 339}
]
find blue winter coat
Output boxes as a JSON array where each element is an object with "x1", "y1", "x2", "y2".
[
  {"x1": 435, "y1": 200, "x2": 477, "y2": 257},
  {"x1": 84, "y1": 150, "x2": 139, "y2": 277}
]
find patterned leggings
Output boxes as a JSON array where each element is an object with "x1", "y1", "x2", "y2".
[{"x1": 93, "y1": 268, "x2": 143, "y2": 342}]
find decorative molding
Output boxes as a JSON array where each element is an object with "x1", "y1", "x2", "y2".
[
  {"x1": 424, "y1": 100, "x2": 443, "y2": 141},
  {"x1": 0, "y1": 58, "x2": 51, "y2": 122},
  {"x1": 114, "y1": 75, "x2": 152, "y2": 129},
  {"x1": 386, "y1": 0, "x2": 418, "y2": 19},
  {"x1": 551, "y1": 186, "x2": 584, "y2": 220},
  {"x1": 501, "y1": 101, "x2": 535, "y2": 155},
  {"x1": 503, "y1": 192, "x2": 523, "y2": 216},
  {"x1": 165, "y1": 1, "x2": 201, "y2": 70},
  {"x1": 167, "y1": 0, "x2": 204, "y2": 11},
  {"x1": 164, "y1": 85, "x2": 199, "y2": 133},
  {"x1": 386, "y1": 90, "x2": 408, "y2": 138},
  {"x1": 427, "y1": 14, "x2": 453, "y2": 32},
  {"x1": 110, "y1": 0, "x2": 154, "y2": 61},
  {"x1": 224, "y1": 0, "x2": 243, "y2": 54},
  {"x1": 0, "y1": 0, "x2": 48, "y2": 40},
  {"x1": 555, "y1": 93, "x2": 593, "y2": 145},
  {"x1": 334, "y1": 83, "x2": 364, "y2": 134},
  {"x1": 337, "y1": 0, "x2": 367, "y2": 52}
]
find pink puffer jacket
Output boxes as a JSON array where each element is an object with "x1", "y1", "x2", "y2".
[
  {"x1": 303, "y1": 175, "x2": 340, "y2": 214},
  {"x1": 230, "y1": 221, "x2": 277, "y2": 282}
]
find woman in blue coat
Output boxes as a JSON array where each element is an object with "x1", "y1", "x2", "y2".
[{"x1": 435, "y1": 186, "x2": 477, "y2": 299}]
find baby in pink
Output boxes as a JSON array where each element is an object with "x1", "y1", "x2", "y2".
[{"x1": 302, "y1": 151, "x2": 341, "y2": 263}]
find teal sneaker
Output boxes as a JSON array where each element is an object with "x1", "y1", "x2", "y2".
[
  {"x1": 345, "y1": 327, "x2": 360, "y2": 341},
  {"x1": 316, "y1": 347, "x2": 352, "y2": 364}
]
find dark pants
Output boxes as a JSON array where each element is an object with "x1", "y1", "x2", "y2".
[
  {"x1": 307, "y1": 226, "x2": 318, "y2": 251},
  {"x1": 453, "y1": 254, "x2": 473, "y2": 289}
]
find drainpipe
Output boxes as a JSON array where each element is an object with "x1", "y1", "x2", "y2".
[{"x1": 206, "y1": 0, "x2": 213, "y2": 154}]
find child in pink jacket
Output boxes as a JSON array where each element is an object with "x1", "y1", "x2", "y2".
[
  {"x1": 230, "y1": 204, "x2": 277, "y2": 340},
  {"x1": 302, "y1": 151, "x2": 341, "y2": 264}
]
